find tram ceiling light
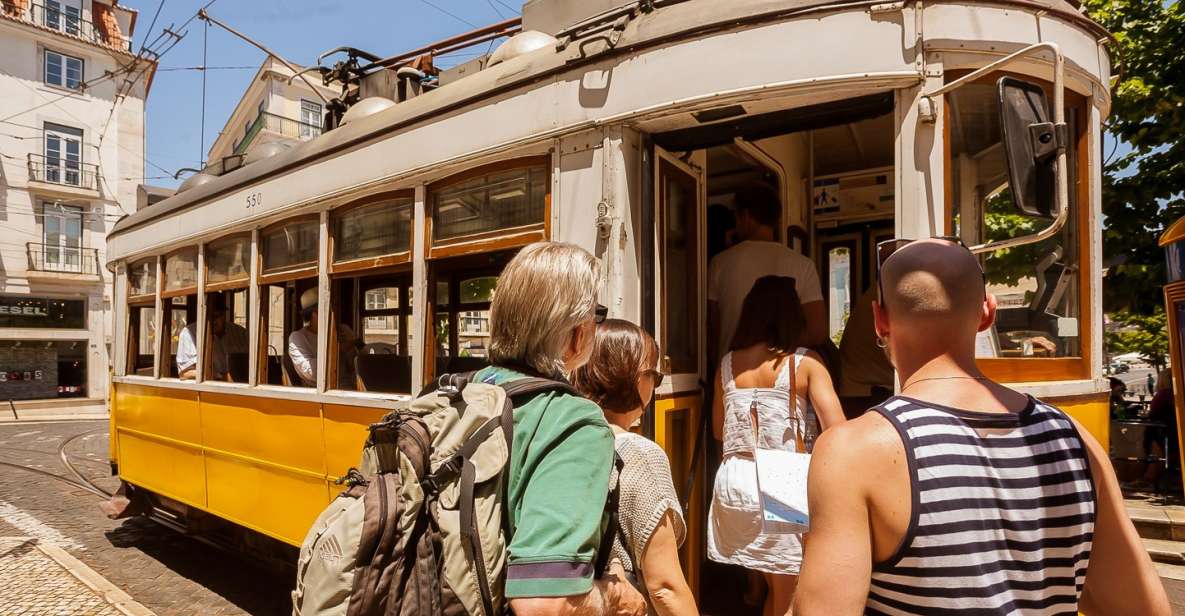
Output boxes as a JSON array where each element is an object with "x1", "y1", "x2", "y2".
[{"x1": 490, "y1": 188, "x2": 526, "y2": 200}]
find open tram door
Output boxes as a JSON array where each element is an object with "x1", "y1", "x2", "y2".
[{"x1": 648, "y1": 144, "x2": 709, "y2": 597}]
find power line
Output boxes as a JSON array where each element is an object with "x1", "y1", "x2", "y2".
[
  {"x1": 486, "y1": 0, "x2": 507, "y2": 19},
  {"x1": 157, "y1": 65, "x2": 255, "y2": 71},
  {"x1": 417, "y1": 0, "x2": 479, "y2": 28},
  {"x1": 491, "y1": 0, "x2": 521, "y2": 15},
  {"x1": 139, "y1": 0, "x2": 167, "y2": 55}
]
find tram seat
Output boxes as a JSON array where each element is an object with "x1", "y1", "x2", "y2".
[
  {"x1": 355, "y1": 355, "x2": 412, "y2": 393},
  {"x1": 443, "y1": 356, "x2": 488, "y2": 375},
  {"x1": 994, "y1": 248, "x2": 1074, "y2": 352}
]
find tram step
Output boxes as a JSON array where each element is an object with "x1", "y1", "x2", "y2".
[
  {"x1": 1143, "y1": 538, "x2": 1185, "y2": 565},
  {"x1": 1127, "y1": 502, "x2": 1185, "y2": 541}
]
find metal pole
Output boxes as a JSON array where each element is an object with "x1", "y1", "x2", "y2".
[{"x1": 197, "y1": 9, "x2": 330, "y2": 105}]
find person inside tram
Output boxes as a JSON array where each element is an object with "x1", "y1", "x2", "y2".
[
  {"x1": 708, "y1": 275, "x2": 845, "y2": 616},
  {"x1": 288, "y1": 288, "x2": 361, "y2": 388},
  {"x1": 472, "y1": 241, "x2": 645, "y2": 616},
  {"x1": 793, "y1": 238, "x2": 1169, "y2": 615},
  {"x1": 175, "y1": 294, "x2": 248, "y2": 381},
  {"x1": 707, "y1": 185, "x2": 825, "y2": 368},
  {"x1": 572, "y1": 319, "x2": 697, "y2": 616},
  {"x1": 837, "y1": 281, "x2": 894, "y2": 418}
]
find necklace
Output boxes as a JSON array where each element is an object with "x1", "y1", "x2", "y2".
[{"x1": 901, "y1": 375, "x2": 992, "y2": 391}]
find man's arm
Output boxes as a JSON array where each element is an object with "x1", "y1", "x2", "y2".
[
  {"x1": 288, "y1": 333, "x2": 315, "y2": 383},
  {"x1": 511, "y1": 562, "x2": 644, "y2": 616},
  {"x1": 1076, "y1": 419, "x2": 1170, "y2": 615}
]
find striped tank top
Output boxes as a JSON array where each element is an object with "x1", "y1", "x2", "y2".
[{"x1": 867, "y1": 395, "x2": 1096, "y2": 616}]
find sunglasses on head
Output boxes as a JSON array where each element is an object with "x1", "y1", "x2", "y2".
[{"x1": 875, "y1": 236, "x2": 985, "y2": 302}]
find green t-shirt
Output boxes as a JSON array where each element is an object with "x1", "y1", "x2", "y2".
[{"x1": 474, "y1": 365, "x2": 614, "y2": 598}]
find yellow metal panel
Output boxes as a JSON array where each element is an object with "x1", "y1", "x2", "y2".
[
  {"x1": 116, "y1": 430, "x2": 207, "y2": 507},
  {"x1": 1047, "y1": 393, "x2": 1109, "y2": 447},
  {"x1": 653, "y1": 393, "x2": 705, "y2": 599},
  {"x1": 200, "y1": 392, "x2": 326, "y2": 476},
  {"x1": 323, "y1": 404, "x2": 387, "y2": 482},
  {"x1": 204, "y1": 450, "x2": 330, "y2": 546},
  {"x1": 114, "y1": 384, "x2": 202, "y2": 444}
]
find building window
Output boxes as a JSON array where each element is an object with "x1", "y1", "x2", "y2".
[
  {"x1": 43, "y1": 123, "x2": 83, "y2": 186},
  {"x1": 44, "y1": 50, "x2": 83, "y2": 90},
  {"x1": 41, "y1": 202, "x2": 83, "y2": 272},
  {"x1": 43, "y1": 0, "x2": 82, "y2": 36},
  {"x1": 300, "y1": 100, "x2": 322, "y2": 138}
]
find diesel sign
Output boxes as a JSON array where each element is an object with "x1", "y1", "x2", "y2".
[{"x1": 0, "y1": 297, "x2": 85, "y2": 329}]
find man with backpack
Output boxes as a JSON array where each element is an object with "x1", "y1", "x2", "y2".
[{"x1": 293, "y1": 242, "x2": 644, "y2": 616}]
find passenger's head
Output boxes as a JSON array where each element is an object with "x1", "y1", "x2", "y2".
[
  {"x1": 873, "y1": 238, "x2": 993, "y2": 366},
  {"x1": 730, "y1": 276, "x2": 804, "y2": 354},
  {"x1": 572, "y1": 319, "x2": 661, "y2": 422},
  {"x1": 1109, "y1": 377, "x2": 1126, "y2": 394},
  {"x1": 208, "y1": 293, "x2": 228, "y2": 335},
  {"x1": 489, "y1": 242, "x2": 601, "y2": 378},
  {"x1": 300, "y1": 288, "x2": 318, "y2": 325},
  {"x1": 733, "y1": 185, "x2": 780, "y2": 241}
]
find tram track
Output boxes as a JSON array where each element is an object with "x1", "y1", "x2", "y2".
[{"x1": 0, "y1": 426, "x2": 112, "y2": 500}]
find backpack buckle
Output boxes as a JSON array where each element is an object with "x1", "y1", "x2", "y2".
[{"x1": 422, "y1": 455, "x2": 462, "y2": 494}]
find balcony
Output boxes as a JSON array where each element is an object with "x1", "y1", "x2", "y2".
[
  {"x1": 1, "y1": 2, "x2": 132, "y2": 51},
  {"x1": 26, "y1": 243, "x2": 101, "y2": 283},
  {"x1": 27, "y1": 153, "x2": 99, "y2": 198},
  {"x1": 233, "y1": 112, "x2": 323, "y2": 155}
]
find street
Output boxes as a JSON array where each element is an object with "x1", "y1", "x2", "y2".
[{"x1": 0, "y1": 420, "x2": 291, "y2": 615}]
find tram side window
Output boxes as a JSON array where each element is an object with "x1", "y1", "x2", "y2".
[
  {"x1": 948, "y1": 82, "x2": 1083, "y2": 359},
  {"x1": 431, "y1": 162, "x2": 548, "y2": 244},
  {"x1": 661, "y1": 159, "x2": 699, "y2": 374},
  {"x1": 258, "y1": 218, "x2": 318, "y2": 388},
  {"x1": 126, "y1": 259, "x2": 156, "y2": 376},
  {"x1": 162, "y1": 250, "x2": 198, "y2": 378},
  {"x1": 205, "y1": 235, "x2": 251, "y2": 383},
  {"x1": 333, "y1": 278, "x2": 412, "y2": 393},
  {"x1": 433, "y1": 271, "x2": 499, "y2": 378}
]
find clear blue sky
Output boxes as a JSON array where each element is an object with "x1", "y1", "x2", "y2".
[{"x1": 125, "y1": 0, "x2": 521, "y2": 188}]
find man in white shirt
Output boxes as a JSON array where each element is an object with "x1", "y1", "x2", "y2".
[
  {"x1": 708, "y1": 185, "x2": 826, "y2": 365},
  {"x1": 288, "y1": 288, "x2": 359, "y2": 388},
  {"x1": 176, "y1": 296, "x2": 248, "y2": 380}
]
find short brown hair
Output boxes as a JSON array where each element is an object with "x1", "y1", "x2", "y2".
[
  {"x1": 735, "y1": 184, "x2": 781, "y2": 228},
  {"x1": 729, "y1": 276, "x2": 804, "y2": 354},
  {"x1": 571, "y1": 319, "x2": 658, "y2": 414}
]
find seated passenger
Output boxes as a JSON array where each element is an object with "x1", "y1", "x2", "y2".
[
  {"x1": 176, "y1": 295, "x2": 248, "y2": 380},
  {"x1": 572, "y1": 319, "x2": 697, "y2": 616},
  {"x1": 288, "y1": 288, "x2": 360, "y2": 388}
]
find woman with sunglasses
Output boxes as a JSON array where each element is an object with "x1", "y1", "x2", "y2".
[
  {"x1": 707, "y1": 275, "x2": 845, "y2": 616},
  {"x1": 572, "y1": 319, "x2": 698, "y2": 616}
]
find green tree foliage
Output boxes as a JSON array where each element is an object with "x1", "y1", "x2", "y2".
[
  {"x1": 1106, "y1": 307, "x2": 1170, "y2": 369},
  {"x1": 1084, "y1": 0, "x2": 1185, "y2": 314}
]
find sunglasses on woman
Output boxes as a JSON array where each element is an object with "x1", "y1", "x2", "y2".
[
  {"x1": 875, "y1": 236, "x2": 985, "y2": 302},
  {"x1": 642, "y1": 368, "x2": 665, "y2": 388}
]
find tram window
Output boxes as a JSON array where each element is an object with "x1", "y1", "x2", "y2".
[
  {"x1": 826, "y1": 246, "x2": 852, "y2": 343},
  {"x1": 206, "y1": 235, "x2": 250, "y2": 285},
  {"x1": 949, "y1": 82, "x2": 1083, "y2": 359},
  {"x1": 128, "y1": 259, "x2": 156, "y2": 297},
  {"x1": 261, "y1": 218, "x2": 318, "y2": 272},
  {"x1": 431, "y1": 271, "x2": 498, "y2": 377},
  {"x1": 203, "y1": 289, "x2": 249, "y2": 383},
  {"x1": 259, "y1": 281, "x2": 316, "y2": 388},
  {"x1": 332, "y1": 195, "x2": 413, "y2": 263},
  {"x1": 161, "y1": 295, "x2": 196, "y2": 378},
  {"x1": 335, "y1": 279, "x2": 413, "y2": 393},
  {"x1": 127, "y1": 304, "x2": 156, "y2": 376},
  {"x1": 164, "y1": 250, "x2": 197, "y2": 292},
  {"x1": 430, "y1": 162, "x2": 547, "y2": 243},
  {"x1": 661, "y1": 159, "x2": 699, "y2": 375}
]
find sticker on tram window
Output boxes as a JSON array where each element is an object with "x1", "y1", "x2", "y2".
[{"x1": 245, "y1": 192, "x2": 263, "y2": 209}]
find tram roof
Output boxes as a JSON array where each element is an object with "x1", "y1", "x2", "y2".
[{"x1": 110, "y1": 0, "x2": 1105, "y2": 245}]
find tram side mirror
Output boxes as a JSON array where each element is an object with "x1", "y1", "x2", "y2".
[{"x1": 998, "y1": 77, "x2": 1058, "y2": 218}]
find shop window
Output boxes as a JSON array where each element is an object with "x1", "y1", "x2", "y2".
[
  {"x1": 948, "y1": 81, "x2": 1085, "y2": 363},
  {"x1": 0, "y1": 341, "x2": 86, "y2": 401},
  {"x1": 429, "y1": 160, "x2": 548, "y2": 249},
  {"x1": 126, "y1": 259, "x2": 156, "y2": 376},
  {"x1": 332, "y1": 195, "x2": 413, "y2": 267}
]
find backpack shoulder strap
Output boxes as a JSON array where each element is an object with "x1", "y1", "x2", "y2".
[{"x1": 594, "y1": 452, "x2": 626, "y2": 579}]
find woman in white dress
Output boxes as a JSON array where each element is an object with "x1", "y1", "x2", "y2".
[{"x1": 708, "y1": 275, "x2": 845, "y2": 616}]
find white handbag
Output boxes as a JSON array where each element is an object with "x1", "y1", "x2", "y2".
[{"x1": 750, "y1": 353, "x2": 811, "y2": 535}]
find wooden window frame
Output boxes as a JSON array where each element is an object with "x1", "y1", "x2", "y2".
[
  {"x1": 159, "y1": 293, "x2": 197, "y2": 379},
  {"x1": 125, "y1": 299, "x2": 156, "y2": 376},
  {"x1": 256, "y1": 277, "x2": 317, "y2": 387},
  {"x1": 327, "y1": 273, "x2": 413, "y2": 391},
  {"x1": 329, "y1": 190, "x2": 415, "y2": 275},
  {"x1": 658, "y1": 156, "x2": 701, "y2": 376},
  {"x1": 942, "y1": 71, "x2": 1093, "y2": 383},
  {"x1": 161, "y1": 247, "x2": 199, "y2": 299},
  {"x1": 126, "y1": 258, "x2": 157, "y2": 304},
  {"x1": 425, "y1": 156, "x2": 551, "y2": 260},
  {"x1": 258, "y1": 215, "x2": 320, "y2": 283},
  {"x1": 423, "y1": 252, "x2": 513, "y2": 383},
  {"x1": 204, "y1": 232, "x2": 252, "y2": 293}
]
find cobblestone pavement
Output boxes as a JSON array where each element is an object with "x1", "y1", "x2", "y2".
[
  {"x1": 0, "y1": 537, "x2": 122, "y2": 615},
  {"x1": 0, "y1": 420, "x2": 291, "y2": 616}
]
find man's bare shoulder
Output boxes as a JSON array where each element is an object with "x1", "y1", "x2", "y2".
[{"x1": 813, "y1": 410, "x2": 905, "y2": 479}]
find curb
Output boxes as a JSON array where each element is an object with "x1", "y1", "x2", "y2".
[{"x1": 34, "y1": 542, "x2": 156, "y2": 616}]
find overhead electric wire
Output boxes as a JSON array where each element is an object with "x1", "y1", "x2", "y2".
[
  {"x1": 157, "y1": 64, "x2": 255, "y2": 71},
  {"x1": 417, "y1": 0, "x2": 480, "y2": 28},
  {"x1": 491, "y1": 0, "x2": 520, "y2": 15},
  {"x1": 139, "y1": 0, "x2": 167, "y2": 54}
]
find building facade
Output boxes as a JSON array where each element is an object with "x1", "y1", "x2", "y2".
[{"x1": 0, "y1": 0, "x2": 152, "y2": 409}]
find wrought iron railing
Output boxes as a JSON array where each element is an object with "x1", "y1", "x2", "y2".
[
  {"x1": 27, "y1": 153, "x2": 98, "y2": 190},
  {"x1": 232, "y1": 112, "x2": 323, "y2": 154},
  {"x1": 27, "y1": 243, "x2": 100, "y2": 275},
  {"x1": 1, "y1": 3, "x2": 131, "y2": 51}
]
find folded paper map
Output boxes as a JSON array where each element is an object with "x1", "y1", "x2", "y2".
[{"x1": 753, "y1": 448, "x2": 811, "y2": 534}]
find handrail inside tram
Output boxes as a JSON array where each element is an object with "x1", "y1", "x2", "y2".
[{"x1": 921, "y1": 41, "x2": 1069, "y2": 256}]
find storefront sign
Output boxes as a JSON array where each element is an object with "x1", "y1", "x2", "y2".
[{"x1": 0, "y1": 297, "x2": 85, "y2": 329}]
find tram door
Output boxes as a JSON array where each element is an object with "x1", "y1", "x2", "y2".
[{"x1": 652, "y1": 147, "x2": 708, "y2": 595}]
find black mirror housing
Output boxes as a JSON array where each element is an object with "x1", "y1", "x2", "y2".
[{"x1": 998, "y1": 77, "x2": 1058, "y2": 218}]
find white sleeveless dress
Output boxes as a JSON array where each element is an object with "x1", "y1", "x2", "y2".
[{"x1": 707, "y1": 348, "x2": 812, "y2": 575}]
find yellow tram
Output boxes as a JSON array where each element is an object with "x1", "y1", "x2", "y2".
[{"x1": 105, "y1": 0, "x2": 1114, "y2": 593}]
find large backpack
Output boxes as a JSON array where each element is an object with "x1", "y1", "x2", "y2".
[{"x1": 292, "y1": 372, "x2": 606, "y2": 616}]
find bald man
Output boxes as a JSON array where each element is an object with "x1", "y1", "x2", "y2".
[{"x1": 793, "y1": 239, "x2": 1168, "y2": 616}]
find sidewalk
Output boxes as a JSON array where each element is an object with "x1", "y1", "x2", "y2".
[
  {"x1": 0, "y1": 536, "x2": 154, "y2": 616},
  {"x1": 0, "y1": 398, "x2": 107, "y2": 422}
]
